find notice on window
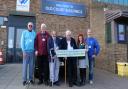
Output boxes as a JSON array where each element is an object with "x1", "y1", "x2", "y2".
[{"x1": 8, "y1": 39, "x2": 13, "y2": 48}]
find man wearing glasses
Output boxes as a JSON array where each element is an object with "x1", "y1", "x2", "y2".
[{"x1": 21, "y1": 22, "x2": 36, "y2": 86}]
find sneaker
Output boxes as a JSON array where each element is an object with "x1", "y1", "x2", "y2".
[
  {"x1": 44, "y1": 81, "x2": 49, "y2": 86},
  {"x1": 49, "y1": 82, "x2": 53, "y2": 87},
  {"x1": 29, "y1": 80, "x2": 34, "y2": 85},
  {"x1": 69, "y1": 82, "x2": 73, "y2": 87},
  {"x1": 38, "y1": 81, "x2": 43, "y2": 85},
  {"x1": 54, "y1": 81, "x2": 60, "y2": 86},
  {"x1": 89, "y1": 80, "x2": 93, "y2": 85},
  {"x1": 23, "y1": 81, "x2": 27, "y2": 86},
  {"x1": 73, "y1": 81, "x2": 81, "y2": 86}
]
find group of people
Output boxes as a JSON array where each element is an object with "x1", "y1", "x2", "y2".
[{"x1": 20, "y1": 22, "x2": 100, "y2": 87}]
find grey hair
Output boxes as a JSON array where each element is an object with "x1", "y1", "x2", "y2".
[
  {"x1": 87, "y1": 29, "x2": 91, "y2": 32},
  {"x1": 28, "y1": 22, "x2": 33, "y2": 26},
  {"x1": 41, "y1": 23, "x2": 47, "y2": 29},
  {"x1": 65, "y1": 30, "x2": 72, "y2": 35}
]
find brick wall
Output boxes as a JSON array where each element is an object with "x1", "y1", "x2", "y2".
[
  {"x1": 0, "y1": 0, "x2": 127, "y2": 73},
  {"x1": 90, "y1": 2, "x2": 128, "y2": 73},
  {"x1": 30, "y1": 0, "x2": 90, "y2": 38}
]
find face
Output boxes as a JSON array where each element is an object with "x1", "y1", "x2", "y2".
[
  {"x1": 28, "y1": 23, "x2": 33, "y2": 31},
  {"x1": 41, "y1": 26, "x2": 46, "y2": 32},
  {"x1": 79, "y1": 36, "x2": 83, "y2": 42},
  {"x1": 52, "y1": 31, "x2": 56, "y2": 37},
  {"x1": 66, "y1": 33, "x2": 71, "y2": 40},
  {"x1": 87, "y1": 30, "x2": 92, "y2": 37}
]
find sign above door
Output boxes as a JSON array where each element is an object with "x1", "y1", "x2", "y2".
[
  {"x1": 41, "y1": 0, "x2": 87, "y2": 17},
  {"x1": 16, "y1": 0, "x2": 30, "y2": 12}
]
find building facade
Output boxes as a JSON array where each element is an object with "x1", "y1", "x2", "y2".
[{"x1": 0, "y1": 0, "x2": 128, "y2": 73}]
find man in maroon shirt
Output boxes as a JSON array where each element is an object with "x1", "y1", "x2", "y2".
[{"x1": 34, "y1": 23, "x2": 50, "y2": 85}]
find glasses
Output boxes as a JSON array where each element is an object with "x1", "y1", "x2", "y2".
[{"x1": 29, "y1": 25, "x2": 33, "y2": 28}]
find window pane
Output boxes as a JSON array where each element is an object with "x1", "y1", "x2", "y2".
[
  {"x1": 118, "y1": 24, "x2": 125, "y2": 41},
  {"x1": 114, "y1": 0, "x2": 119, "y2": 4},
  {"x1": 94, "y1": 0, "x2": 128, "y2": 6},
  {"x1": 0, "y1": 17, "x2": 4, "y2": 25},
  {"x1": 105, "y1": 23, "x2": 112, "y2": 43},
  {"x1": 8, "y1": 27, "x2": 15, "y2": 48},
  {"x1": 118, "y1": 0, "x2": 124, "y2": 5},
  {"x1": 124, "y1": 0, "x2": 128, "y2": 5}
]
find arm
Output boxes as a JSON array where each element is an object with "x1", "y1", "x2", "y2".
[
  {"x1": 34, "y1": 34, "x2": 38, "y2": 56},
  {"x1": 94, "y1": 39, "x2": 100, "y2": 56},
  {"x1": 21, "y1": 31, "x2": 25, "y2": 52},
  {"x1": 47, "y1": 37, "x2": 51, "y2": 56},
  {"x1": 73, "y1": 38, "x2": 78, "y2": 49}
]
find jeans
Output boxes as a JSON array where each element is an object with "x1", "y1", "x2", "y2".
[
  {"x1": 22, "y1": 52, "x2": 34, "y2": 82},
  {"x1": 88, "y1": 56, "x2": 94, "y2": 81},
  {"x1": 49, "y1": 56, "x2": 60, "y2": 82}
]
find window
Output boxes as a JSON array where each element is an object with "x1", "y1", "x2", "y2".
[
  {"x1": 0, "y1": 17, "x2": 4, "y2": 25},
  {"x1": 105, "y1": 23, "x2": 112, "y2": 43},
  {"x1": 0, "y1": 16, "x2": 7, "y2": 26},
  {"x1": 113, "y1": 0, "x2": 119, "y2": 4},
  {"x1": 117, "y1": 24, "x2": 127, "y2": 43},
  {"x1": 94, "y1": 0, "x2": 128, "y2": 6}
]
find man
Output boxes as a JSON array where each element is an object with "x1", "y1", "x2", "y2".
[
  {"x1": 21, "y1": 22, "x2": 36, "y2": 86},
  {"x1": 34, "y1": 23, "x2": 50, "y2": 85},
  {"x1": 47, "y1": 31, "x2": 61, "y2": 86},
  {"x1": 60, "y1": 30, "x2": 78, "y2": 87},
  {"x1": 85, "y1": 29, "x2": 100, "y2": 84}
]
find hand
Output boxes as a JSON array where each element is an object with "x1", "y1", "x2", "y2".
[
  {"x1": 35, "y1": 51, "x2": 38, "y2": 56},
  {"x1": 92, "y1": 55, "x2": 96, "y2": 58},
  {"x1": 56, "y1": 47, "x2": 59, "y2": 50},
  {"x1": 85, "y1": 49, "x2": 88, "y2": 52},
  {"x1": 52, "y1": 55, "x2": 57, "y2": 59}
]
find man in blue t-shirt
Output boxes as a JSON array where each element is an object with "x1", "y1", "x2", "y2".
[{"x1": 85, "y1": 29, "x2": 100, "y2": 85}]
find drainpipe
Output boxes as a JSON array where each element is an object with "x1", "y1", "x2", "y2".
[
  {"x1": 127, "y1": 43, "x2": 128, "y2": 62},
  {"x1": 127, "y1": 27, "x2": 128, "y2": 62}
]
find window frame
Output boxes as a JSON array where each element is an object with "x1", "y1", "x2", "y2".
[
  {"x1": 117, "y1": 23, "x2": 128, "y2": 44},
  {"x1": 93, "y1": 0, "x2": 128, "y2": 6}
]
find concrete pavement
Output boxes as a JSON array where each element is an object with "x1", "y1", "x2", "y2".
[{"x1": 0, "y1": 64, "x2": 128, "y2": 89}]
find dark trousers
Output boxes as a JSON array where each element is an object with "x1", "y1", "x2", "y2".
[
  {"x1": 79, "y1": 68, "x2": 86, "y2": 82},
  {"x1": 67, "y1": 58, "x2": 77, "y2": 84},
  {"x1": 37, "y1": 55, "x2": 49, "y2": 82}
]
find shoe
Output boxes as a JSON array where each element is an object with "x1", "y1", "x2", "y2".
[
  {"x1": 73, "y1": 82, "x2": 81, "y2": 86},
  {"x1": 69, "y1": 82, "x2": 73, "y2": 87},
  {"x1": 54, "y1": 81, "x2": 60, "y2": 86},
  {"x1": 80, "y1": 80, "x2": 86, "y2": 86},
  {"x1": 29, "y1": 80, "x2": 34, "y2": 85},
  {"x1": 89, "y1": 80, "x2": 93, "y2": 85},
  {"x1": 38, "y1": 81, "x2": 43, "y2": 85},
  {"x1": 49, "y1": 82, "x2": 53, "y2": 87},
  {"x1": 44, "y1": 81, "x2": 49, "y2": 86},
  {"x1": 23, "y1": 81, "x2": 27, "y2": 86}
]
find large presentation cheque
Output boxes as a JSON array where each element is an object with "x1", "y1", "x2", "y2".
[{"x1": 56, "y1": 49, "x2": 87, "y2": 57}]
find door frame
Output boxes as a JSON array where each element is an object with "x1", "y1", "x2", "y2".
[{"x1": 7, "y1": 15, "x2": 36, "y2": 63}]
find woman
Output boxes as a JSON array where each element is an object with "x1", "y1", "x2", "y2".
[{"x1": 77, "y1": 34, "x2": 88, "y2": 86}]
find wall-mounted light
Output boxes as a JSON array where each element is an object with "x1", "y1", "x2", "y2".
[
  {"x1": 1, "y1": 26, "x2": 6, "y2": 29},
  {"x1": 103, "y1": 8, "x2": 108, "y2": 11},
  {"x1": 1, "y1": 41, "x2": 4, "y2": 46}
]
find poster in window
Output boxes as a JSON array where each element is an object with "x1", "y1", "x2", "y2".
[{"x1": 118, "y1": 25, "x2": 125, "y2": 41}]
